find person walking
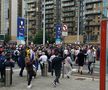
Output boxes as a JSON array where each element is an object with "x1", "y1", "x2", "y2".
[
  {"x1": 87, "y1": 47, "x2": 95, "y2": 74},
  {"x1": 64, "y1": 54, "x2": 73, "y2": 78},
  {"x1": 77, "y1": 49, "x2": 85, "y2": 74},
  {"x1": 25, "y1": 56, "x2": 36, "y2": 88},
  {"x1": 4, "y1": 51, "x2": 15, "y2": 85},
  {"x1": 18, "y1": 47, "x2": 25, "y2": 77},
  {"x1": 38, "y1": 51, "x2": 48, "y2": 76},
  {"x1": 49, "y1": 49, "x2": 56, "y2": 76},
  {"x1": 0, "y1": 51, "x2": 5, "y2": 81},
  {"x1": 52, "y1": 48, "x2": 64, "y2": 87}
]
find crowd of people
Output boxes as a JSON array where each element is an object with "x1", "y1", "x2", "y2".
[{"x1": 0, "y1": 43, "x2": 100, "y2": 88}]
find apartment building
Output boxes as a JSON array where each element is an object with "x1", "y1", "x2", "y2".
[
  {"x1": 18, "y1": 0, "x2": 23, "y2": 17},
  {"x1": 103, "y1": 0, "x2": 108, "y2": 18},
  {"x1": 24, "y1": 0, "x2": 42, "y2": 41},
  {"x1": 0, "y1": 0, "x2": 9, "y2": 35},
  {"x1": 44, "y1": 0, "x2": 77, "y2": 40},
  {"x1": 61, "y1": 0, "x2": 76, "y2": 35},
  {"x1": 0, "y1": 0, "x2": 19, "y2": 40},
  {"x1": 84, "y1": 0, "x2": 102, "y2": 43},
  {"x1": 45, "y1": 0, "x2": 55, "y2": 34}
]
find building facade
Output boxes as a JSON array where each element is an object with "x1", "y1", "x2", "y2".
[
  {"x1": 0, "y1": 0, "x2": 18, "y2": 40},
  {"x1": 61, "y1": 0, "x2": 76, "y2": 35},
  {"x1": 24, "y1": 0, "x2": 42, "y2": 41},
  {"x1": 84, "y1": 0, "x2": 102, "y2": 43},
  {"x1": 0, "y1": 0, "x2": 9, "y2": 35}
]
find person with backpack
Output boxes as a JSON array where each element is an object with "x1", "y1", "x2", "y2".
[{"x1": 25, "y1": 56, "x2": 36, "y2": 88}]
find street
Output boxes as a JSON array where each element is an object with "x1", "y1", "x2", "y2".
[{"x1": 0, "y1": 61, "x2": 100, "y2": 90}]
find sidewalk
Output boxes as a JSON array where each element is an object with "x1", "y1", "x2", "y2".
[{"x1": 0, "y1": 69, "x2": 99, "y2": 90}]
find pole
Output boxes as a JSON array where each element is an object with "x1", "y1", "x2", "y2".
[
  {"x1": 27, "y1": 11, "x2": 28, "y2": 46},
  {"x1": 43, "y1": 0, "x2": 45, "y2": 45},
  {"x1": 26, "y1": 2, "x2": 28, "y2": 46},
  {"x1": 77, "y1": 1, "x2": 80, "y2": 43}
]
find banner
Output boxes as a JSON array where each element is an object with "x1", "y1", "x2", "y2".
[
  {"x1": 17, "y1": 17, "x2": 25, "y2": 40},
  {"x1": 55, "y1": 24, "x2": 62, "y2": 44}
]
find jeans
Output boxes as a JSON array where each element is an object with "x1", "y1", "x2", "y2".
[
  {"x1": 54, "y1": 69, "x2": 61, "y2": 84},
  {"x1": 28, "y1": 71, "x2": 33, "y2": 85},
  {"x1": 88, "y1": 62, "x2": 93, "y2": 73},
  {"x1": 19, "y1": 66, "x2": 25, "y2": 76}
]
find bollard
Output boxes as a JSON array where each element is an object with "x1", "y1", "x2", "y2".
[
  {"x1": 44, "y1": 62, "x2": 48, "y2": 76},
  {"x1": 42, "y1": 62, "x2": 48, "y2": 76},
  {"x1": 5, "y1": 67, "x2": 12, "y2": 86}
]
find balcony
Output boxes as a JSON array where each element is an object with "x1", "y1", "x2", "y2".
[
  {"x1": 62, "y1": 8, "x2": 75, "y2": 12},
  {"x1": 27, "y1": 8, "x2": 36, "y2": 12},
  {"x1": 62, "y1": 2, "x2": 75, "y2": 7},
  {"x1": 45, "y1": 16, "x2": 53, "y2": 19},
  {"x1": 45, "y1": 1, "x2": 53, "y2": 5},
  {"x1": 29, "y1": 17, "x2": 36, "y2": 21},
  {"x1": 85, "y1": 10, "x2": 101, "y2": 16},
  {"x1": 85, "y1": 23, "x2": 100, "y2": 27},
  {"x1": 27, "y1": 0, "x2": 36, "y2": 4},
  {"x1": 45, "y1": 10, "x2": 54, "y2": 14},
  {"x1": 86, "y1": 0, "x2": 102, "y2": 5},
  {"x1": 62, "y1": 0, "x2": 74, "y2": 3},
  {"x1": 86, "y1": 5, "x2": 93, "y2": 10},
  {"x1": 63, "y1": 13, "x2": 75, "y2": 17},
  {"x1": 85, "y1": 17, "x2": 93, "y2": 21},
  {"x1": 45, "y1": 6, "x2": 54, "y2": 10}
]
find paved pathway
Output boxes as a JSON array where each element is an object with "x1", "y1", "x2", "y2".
[{"x1": 0, "y1": 69, "x2": 99, "y2": 90}]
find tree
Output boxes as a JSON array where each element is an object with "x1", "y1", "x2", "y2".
[
  {"x1": 33, "y1": 30, "x2": 43, "y2": 44},
  {"x1": 4, "y1": 34, "x2": 10, "y2": 42},
  {"x1": 33, "y1": 30, "x2": 55, "y2": 44}
]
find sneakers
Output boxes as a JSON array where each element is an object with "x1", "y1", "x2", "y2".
[
  {"x1": 67, "y1": 76, "x2": 70, "y2": 79},
  {"x1": 52, "y1": 82, "x2": 56, "y2": 87},
  {"x1": 27, "y1": 84, "x2": 32, "y2": 89}
]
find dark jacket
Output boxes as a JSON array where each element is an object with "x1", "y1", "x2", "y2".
[
  {"x1": 77, "y1": 52, "x2": 85, "y2": 66},
  {"x1": 18, "y1": 50, "x2": 25, "y2": 67},
  {"x1": 0, "y1": 55, "x2": 5, "y2": 70},
  {"x1": 4, "y1": 58, "x2": 15, "y2": 68},
  {"x1": 25, "y1": 60, "x2": 36, "y2": 76},
  {"x1": 52, "y1": 56, "x2": 64, "y2": 70}
]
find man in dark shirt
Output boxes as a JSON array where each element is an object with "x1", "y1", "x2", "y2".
[{"x1": 52, "y1": 48, "x2": 64, "y2": 87}]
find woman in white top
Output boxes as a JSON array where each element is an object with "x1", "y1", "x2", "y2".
[{"x1": 64, "y1": 54, "x2": 73, "y2": 78}]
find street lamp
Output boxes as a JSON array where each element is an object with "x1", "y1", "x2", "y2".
[
  {"x1": 25, "y1": 1, "x2": 29, "y2": 46},
  {"x1": 77, "y1": 1, "x2": 80, "y2": 44},
  {"x1": 26, "y1": 9, "x2": 28, "y2": 46},
  {"x1": 43, "y1": 0, "x2": 45, "y2": 45}
]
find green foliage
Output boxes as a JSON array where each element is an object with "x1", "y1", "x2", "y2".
[
  {"x1": 33, "y1": 30, "x2": 55, "y2": 44},
  {"x1": 33, "y1": 30, "x2": 43, "y2": 44},
  {"x1": 4, "y1": 34, "x2": 10, "y2": 42}
]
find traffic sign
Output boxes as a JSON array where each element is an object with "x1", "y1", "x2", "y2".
[{"x1": 62, "y1": 24, "x2": 68, "y2": 36}]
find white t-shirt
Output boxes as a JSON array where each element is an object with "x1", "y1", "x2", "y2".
[
  {"x1": 49, "y1": 55, "x2": 56, "y2": 62},
  {"x1": 39, "y1": 55, "x2": 48, "y2": 62}
]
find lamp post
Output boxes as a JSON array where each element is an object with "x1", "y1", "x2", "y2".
[
  {"x1": 26, "y1": 9, "x2": 28, "y2": 46},
  {"x1": 25, "y1": 1, "x2": 29, "y2": 46},
  {"x1": 43, "y1": 0, "x2": 45, "y2": 45},
  {"x1": 77, "y1": 1, "x2": 80, "y2": 44}
]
